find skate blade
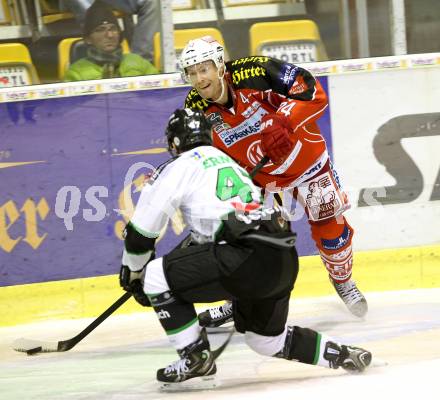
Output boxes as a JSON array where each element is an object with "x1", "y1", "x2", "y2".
[{"x1": 159, "y1": 375, "x2": 218, "y2": 392}]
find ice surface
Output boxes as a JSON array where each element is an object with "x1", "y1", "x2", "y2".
[{"x1": 1, "y1": 288, "x2": 439, "y2": 400}]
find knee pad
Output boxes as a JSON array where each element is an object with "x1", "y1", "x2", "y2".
[{"x1": 245, "y1": 329, "x2": 287, "y2": 356}]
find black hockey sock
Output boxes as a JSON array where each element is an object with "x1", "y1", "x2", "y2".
[
  {"x1": 275, "y1": 326, "x2": 321, "y2": 365},
  {"x1": 148, "y1": 291, "x2": 198, "y2": 334}
]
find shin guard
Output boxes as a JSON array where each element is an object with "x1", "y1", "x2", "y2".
[
  {"x1": 275, "y1": 326, "x2": 320, "y2": 365},
  {"x1": 148, "y1": 291, "x2": 199, "y2": 349},
  {"x1": 311, "y1": 216, "x2": 354, "y2": 283}
]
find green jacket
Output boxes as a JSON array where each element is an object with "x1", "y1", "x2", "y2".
[{"x1": 65, "y1": 53, "x2": 159, "y2": 81}]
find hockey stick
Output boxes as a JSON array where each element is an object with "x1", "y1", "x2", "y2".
[
  {"x1": 249, "y1": 156, "x2": 269, "y2": 178},
  {"x1": 249, "y1": 156, "x2": 284, "y2": 207},
  {"x1": 211, "y1": 328, "x2": 234, "y2": 360},
  {"x1": 12, "y1": 292, "x2": 132, "y2": 355}
]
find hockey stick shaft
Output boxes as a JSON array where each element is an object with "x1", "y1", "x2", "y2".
[
  {"x1": 57, "y1": 291, "x2": 132, "y2": 351},
  {"x1": 250, "y1": 156, "x2": 269, "y2": 178},
  {"x1": 13, "y1": 291, "x2": 132, "y2": 354},
  {"x1": 249, "y1": 156, "x2": 284, "y2": 207}
]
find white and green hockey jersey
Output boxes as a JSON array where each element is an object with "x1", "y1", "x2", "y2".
[{"x1": 130, "y1": 146, "x2": 263, "y2": 244}]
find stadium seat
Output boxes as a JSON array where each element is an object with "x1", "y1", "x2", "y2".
[
  {"x1": 58, "y1": 37, "x2": 130, "y2": 80},
  {"x1": 0, "y1": 43, "x2": 40, "y2": 86},
  {"x1": 153, "y1": 27, "x2": 227, "y2": 72},
  {"x1": 249, "y1": 19, "x2": 328, "y2": 63}
]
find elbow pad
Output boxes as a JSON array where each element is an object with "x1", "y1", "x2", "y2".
[
  {"x1": 122, "y1": 223, "x2": 157, "y2": 271},
  {"x1": 124, "y1": 222, "x2": 157, "y2": 254}
]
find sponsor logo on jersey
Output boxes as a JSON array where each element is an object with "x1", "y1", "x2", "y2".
[
  {"x1": 260, "y1": 118, "x2": 273, "y2": 131},
  {"x1": 242, "y1": 100, "x2": 261, "y2": 118},
  {"x1": 213, "y1": 123, "x2": 232, "y2": 134},
  {"x1": 252, "y1": 100, "x2": 262, "y2": 110},
  {"x1": 321, "y1": 225, "x2": 352, "y2": 251},
  {"x1": 305, "y1": 173, "x2": 341, "y2": 221},
  {"x1": 207, "y1": 111, "x2": 224, "y2": 126},
  {"x1": 157, "y1": 309, "x2": 171, "y2": 319},
  {"x1": 185, "y1": 89, "x2": 209, "y2": 111},
  {"x1": 230, "y1": 56, "x2": 270, "y2": 66},
  {"x1": 303, "y1": 161, "x2": 322, "y2": 180},
  {"x1": 190, "y1": 150, "x2": 205, "y2": 161},
  {"x1": 246, "y1": 140, "x2": 266, "y2": 166},
  {"x1": 231, "y1": 66, "x2": 267, "y2": 85},
  {"x1": 241, "y1": 105, "x2": 254, "y2": 118},
  {"x1": 288, "y1": 75, "x2": 308, "y2": 95},
  {"x1": 218, "y1": 107, "x2": 268, "y2": 147},
  {"x1": 209, "y1": 112, "x2": 232, "y2": 134},
  {"x1": 279, "y1": 64, "x2": 299, "y2": 87}
]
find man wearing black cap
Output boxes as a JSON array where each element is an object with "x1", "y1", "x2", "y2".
[
  {"x1": 65, "y1": 0, "x2": 158, "y2": 81},
  {"x1": 60, "y1": 0, "x2": 159, "y2": 64}
]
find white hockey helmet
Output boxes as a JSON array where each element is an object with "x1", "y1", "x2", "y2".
[{"x1": 180, "y1": 36, "x2": 225, "y2": 70}]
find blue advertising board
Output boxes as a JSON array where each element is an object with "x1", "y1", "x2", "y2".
[{"x1": 0, "y1": 79, "x2": 332, "y2": 287}]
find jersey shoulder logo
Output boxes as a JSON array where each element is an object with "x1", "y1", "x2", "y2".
[
  {"x1": 228, "y1": 57, "x2": 271, "y2": 88},
  {"x1": 288, "y1": 75, "x2": 308, "y2": 95},
  {"x1": 208, "y1": 112, "x2": 232, "y2": 135},
  {"x1": 207, "y1": 111, "x2": 224, "y2": 126}
]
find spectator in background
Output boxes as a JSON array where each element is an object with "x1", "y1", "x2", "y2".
[
  {"x1": 60, "y1": 0, "x2": 159, "y2": 64},
  {"x1": 65, "y1": 0, "x2": 158, "y2": 81}
]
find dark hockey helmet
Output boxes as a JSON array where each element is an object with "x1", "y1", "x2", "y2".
[{"x1": 165, "y1": 108, "x2": 213, "y2": 155}]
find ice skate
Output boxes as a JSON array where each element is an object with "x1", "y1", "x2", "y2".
[
  {"x1": 332, "y1": 278, "x2": 368, "y2": 318},
  {"x1": 198, "y1": 301, "x2": 233, "y2": 328},
  {"x1": 158, "y1": 329, "x2": 217, "y2": 391},
  {"x1": 324, "y1": 341, "x2": 372, "y2": 372}
]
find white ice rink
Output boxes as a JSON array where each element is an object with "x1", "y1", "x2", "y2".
[{"x1": 1, "y1": 288, "x2": 440, "y2": 400}]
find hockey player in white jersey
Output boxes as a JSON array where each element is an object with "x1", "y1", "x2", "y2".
[{"x1": 119, "y1": 108, "x2": 372, "y2": 387}]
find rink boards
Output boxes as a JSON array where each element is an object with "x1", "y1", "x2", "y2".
[{"x1": 0, "y1": 53, "x2": 439, "y2": 325}]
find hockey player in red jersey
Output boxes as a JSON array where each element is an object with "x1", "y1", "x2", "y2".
[{"x1": 181, "y1": 36, "x2": 368, "y2": 322}]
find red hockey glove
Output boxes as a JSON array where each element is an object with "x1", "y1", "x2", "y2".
[{"x1": 260, "y1": 114, "x2": 294, "y2": 165}]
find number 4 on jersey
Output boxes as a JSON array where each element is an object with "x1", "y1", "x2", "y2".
[
  {"x1": 216, "y1": 167, "x2": 253, "y2": 203},
  {"x1": 240, "y1": 92, "x2": 250, "y2": 104}
]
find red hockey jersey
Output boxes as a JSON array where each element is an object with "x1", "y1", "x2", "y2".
[{"x1": 184, "y1": 56, "x2": 329, "y2": 190}]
